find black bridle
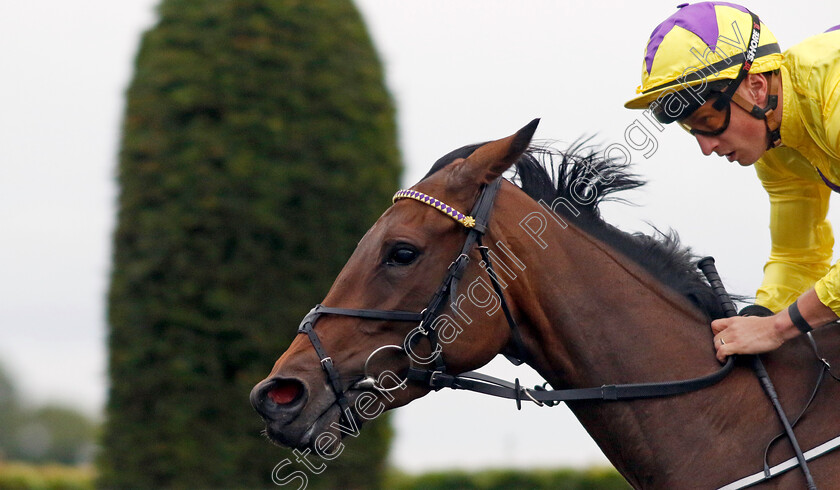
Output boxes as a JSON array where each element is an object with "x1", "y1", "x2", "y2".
[{"x1": 296, "y1": 177, "x2": 737, "y2": 417}]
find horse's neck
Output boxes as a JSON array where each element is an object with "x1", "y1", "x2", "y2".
[
  {"x1": 503, "y1": 213, "x2": 718, "y2": 384},
  {"x1": 496, "y1": 209, "x2": 771, "y2": 486}
]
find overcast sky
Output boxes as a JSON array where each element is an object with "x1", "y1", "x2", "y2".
[{"x1": 1, "y1": 0, "x2": 839, "y2": 473}]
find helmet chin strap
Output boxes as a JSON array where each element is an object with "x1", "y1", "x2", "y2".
[{"x1": 730, "y1": 72, "x2": 782, "y2": 150}]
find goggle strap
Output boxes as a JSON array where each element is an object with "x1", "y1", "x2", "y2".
[
  {"x1": 730, "y1": 93, "x2": 765, "y2": 119},
  {"x1": 713, "y1": 11, "x2": 761, "y2": 112}
]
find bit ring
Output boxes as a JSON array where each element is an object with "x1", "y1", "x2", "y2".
[{"x1": 352, "y1": 344, "x2": 410, "y2": 393}]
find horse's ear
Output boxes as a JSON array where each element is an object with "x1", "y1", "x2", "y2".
[{"x1": 457, "y1": 119, "x2": 540, "y2": 186}]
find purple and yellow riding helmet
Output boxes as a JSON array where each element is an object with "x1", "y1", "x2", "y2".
[{"x1": 625, "y1": 2, "x2": 783, "y2": 143}]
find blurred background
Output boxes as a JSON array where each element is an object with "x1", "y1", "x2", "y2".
[{"x1": 1, "y1": 0, "x2": 839, "y2": 488}]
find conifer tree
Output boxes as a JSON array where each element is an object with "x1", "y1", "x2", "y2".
[{"x1": 102, "y1": 1, "x2": 400, "y2": 487}]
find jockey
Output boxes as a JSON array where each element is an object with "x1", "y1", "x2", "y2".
[{"x1": 625, "y1": 2, "x2": 840, "y2": 361}]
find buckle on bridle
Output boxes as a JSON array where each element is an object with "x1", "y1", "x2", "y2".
[
  {"x1": 416, "y1": 308, "x2": 431, "y2": 335},
  {"x1": 428, "y1": 370, "x2": 444, "y2": 388},
  {"x1": 448, "y1": 253, "x2": 469, "y2": 271}
]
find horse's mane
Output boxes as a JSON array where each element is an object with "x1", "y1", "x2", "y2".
[{"x1": 424, "y1": 142, "x2": 726, "y2": 320}]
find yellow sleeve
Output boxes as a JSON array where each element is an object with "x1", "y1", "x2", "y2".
[
  {"x1": 813, "y1": 77, "x2": 840, "y2": 313},
  {"x1": 753, "y1": 149, "x2": 834, "y2": 313},
  {"x1": 815, "y1": 266, "x2": 840, "y2": 315},
  {"x1": 821, "y1": 77, "x2": 840, "y2": 159}
]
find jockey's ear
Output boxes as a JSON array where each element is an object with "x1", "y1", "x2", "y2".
[{"x1": 452, "y1": 118, "x2": 539, "y2": 187}]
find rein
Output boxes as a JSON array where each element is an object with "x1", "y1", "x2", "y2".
[{"x1": 294, "y1": 177, "x2": 836, "y2": 488}]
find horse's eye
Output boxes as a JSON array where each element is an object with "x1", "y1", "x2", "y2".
[{"x1": 386, "y1": 245, "x2": 419, "y2": 266}]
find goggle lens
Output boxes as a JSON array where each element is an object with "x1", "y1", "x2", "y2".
[{"x1": 679, "y1": 96, "x2": 732, "y2": 136}]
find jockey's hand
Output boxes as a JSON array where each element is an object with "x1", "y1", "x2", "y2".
[
  {"x1": 710, "y1": 315, "x2": 788, "y2": 363},
  {"x1": 710, "y1": 289, "x2": 838, "y2": 363}
]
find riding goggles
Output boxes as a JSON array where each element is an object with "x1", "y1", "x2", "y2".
[{"x1": 677, "y1": 93, "x2": 732, "y2": 136}]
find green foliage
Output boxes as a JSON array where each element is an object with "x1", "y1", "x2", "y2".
[
  {"x1": 0, "y1": 364, "x2": 18, "y2": 460},
  {"x1": 0, "y1": 463, "x2": 94, "y2": 490},
  {"x1": 10, "y1": 407, "x2": 96, "y2": 465},
  {"x1": 0, "y1": 363, "x2": 96, "y2": 466},
  {"x1": 0, "y1": 464, "x2": 628, "y2": 490},
  {"x1": 384, "y1": 467, "x2": 630, "y2": 490},
  {"x1": 101, "y1": 0, "x2": 400, "y2": 488}
]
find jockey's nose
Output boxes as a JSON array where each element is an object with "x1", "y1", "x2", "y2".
[
  {"x1": 694, "y1": 133, "x2": 718, "y2": 156},
  {"x1": 250, "y1": 376, "x2": 307, "y2": 423}
]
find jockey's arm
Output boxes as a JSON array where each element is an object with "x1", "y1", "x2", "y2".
[{"x1": 711, "y1": 152, "x2": 838, "y2": 361}]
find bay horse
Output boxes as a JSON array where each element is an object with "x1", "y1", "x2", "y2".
[{"x1": 250, "y1": 120, "x2": 840, "y2": 489}]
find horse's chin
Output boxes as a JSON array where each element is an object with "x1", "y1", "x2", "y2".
[
  {"x1": 260, "y1": 379, "x2": 429, "y2": 450},
  {"x1": 263, "y1": 395, "x2": 364, "y2": 452}
]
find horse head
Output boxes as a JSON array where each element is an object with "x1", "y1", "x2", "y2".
[{"x1": 250, "y1": 120, "x2": 542, "y2": 452}]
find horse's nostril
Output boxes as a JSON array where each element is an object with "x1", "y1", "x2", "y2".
[
  {"x1": 250, "y1": 377, "x2": 307, "y2": 421},
  {"x1": 268, "y1": 380, "x2": 302, "y2": 405}
]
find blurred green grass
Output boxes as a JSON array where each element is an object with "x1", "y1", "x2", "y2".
[
  {"x1": 0, "y1": 462, "x2": 629, "y2": 490},
  {"x1": 0, "y1": 462, "x2": 94, "y2": 490},
  {"x1": 384, "y1": 467, "x2": 631, "y2": 490}
]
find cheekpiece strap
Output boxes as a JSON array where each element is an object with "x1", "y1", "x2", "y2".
[{"x1": 393, "y1": 189, "x2": 476, "y2": 228}]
